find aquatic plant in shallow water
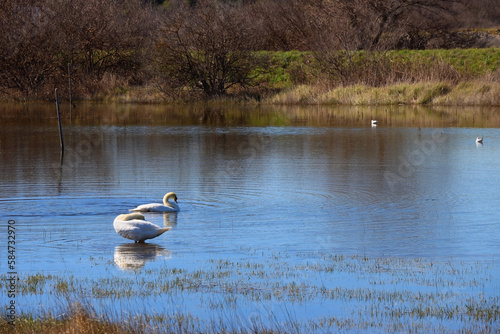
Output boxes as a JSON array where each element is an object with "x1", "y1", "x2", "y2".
[{"x1": 3, "y1": 251, "x2": 499, "y2": 332}]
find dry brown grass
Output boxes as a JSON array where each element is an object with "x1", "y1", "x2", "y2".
[
  {"x1": 431, "y1": 71, "x2": 500, "y2": 106},
  {"x1": 1, "y1": 303, "x2": 133, "y2": 334},
  {"x1": 265, "y1": 76, "x2": 500, "y2": 106}
]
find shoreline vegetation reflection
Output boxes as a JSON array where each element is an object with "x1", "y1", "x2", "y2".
[{"x1": 1, "y1": 102, "x2": 500, "y2": 128}]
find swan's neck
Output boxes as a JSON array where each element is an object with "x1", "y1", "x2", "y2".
[{"x1": 163, "y1": 196, "x2": 178, "y2": 208}]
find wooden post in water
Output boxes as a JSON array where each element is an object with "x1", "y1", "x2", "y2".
[
  {"x1": 55, "y1": 88, "x2": 64, "y2": 155},
  {"x1": 68, "y1": 63, "x2": 73, "y2": 121}
]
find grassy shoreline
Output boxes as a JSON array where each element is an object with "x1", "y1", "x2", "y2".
[
  {"x1": 103, "y1": 47, "x2": 500, "y2": 106},
  {"x1": 266, "y1": 80, "x2": 500, "y2": 106},
  {"x1": 2, "y1": 49, "x2": 499, "y2": 107},
  {"x1": 89, "y1": 80, "x2": 500, "y2": 107},
  {"x1": 63, "y1": 47, "x2": 500, "y2": 108}
]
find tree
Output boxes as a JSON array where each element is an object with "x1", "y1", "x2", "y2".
[
  {"x1": 245, "y1": 0, "x2": 317, "y2": 51},
  {"x1": 0, "y1": 0, "x2": 156, "y2": 98},
  {"x1": 53, "y1": 0, "x2": 155, "y2": 78},
  {"x1": 0, "y1": 1, "x2": 61, "y2": 98},
  {"x1": 309, "y1": 0, "x2": 473, "y2": 86},
  {"x1": 314, "y1": 0, "x2": 466, "y2": 51},
  {"x1": 156, "y1": 0, "x2": 265, "y2": 96}
]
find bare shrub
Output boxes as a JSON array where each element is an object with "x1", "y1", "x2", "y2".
[
  {"x1": 155, "y1": 0, "x2": 269, "y2": 97},
  {"x1": 389, "y1": 57, "x2": 464, "y2": 84},
  {"x1": 314, "y1": 51, "x2": 395, "y2": 87},
  {"x1": 245, "y1": 0, "x2": 318, "y2": 51},
  {"x1": 314, "y1": 49, "x2": 470, "y2": 88},
  {"x1": 0, "y1": 1, "x2": 62, "y2": 98},
  {"x1": 455, "y1": 0, "x2": 500, "y2": 29},
  {"x1": 310, "y1": 0, "x2": 478, "y2": 87},
  {"x1": 0, "y1": 0, "x2": 156, "y2": 99},
  {"x1": 52, "y1": 0, "x2": 156, "y2": 96},
  {"x1": 0, "y1": 0, "x2": 497, "y2": 101},
  {"x1": 307, "y1": 0, "x2": 478, "y2": 51}
]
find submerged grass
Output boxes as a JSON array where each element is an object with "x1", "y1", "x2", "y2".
[{"x1": 1, "y1": 252, "x2": 499, "y2": 333}]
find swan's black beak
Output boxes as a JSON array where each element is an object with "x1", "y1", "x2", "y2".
[{"x1": 175, "y1": 196, "x2": 178, "y2": 203}]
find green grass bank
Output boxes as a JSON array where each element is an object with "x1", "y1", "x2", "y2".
[{"x1": 102, "y1": 48, "x2": 500, "y2": 106}]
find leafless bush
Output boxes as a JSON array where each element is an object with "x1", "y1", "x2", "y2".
[
  {"x1": 313, "y1": 51, "x2": 394, "y2": 87},
  {"x1": 0, "y1": 0, "x2": 497, "y2": 100},
  {"x1": 310, "y1": 0, "x2": 481, "y2": 87},
  {"x1": 0, "y1": 0, "x2": 155, "y2": 99},
  {"x1": 312, "y1": 0, "x2": 472, "y2": 51},
  {"x1": 454, "y1": 0, "x2": 500, "y2": 29},
  {"x1": 0, "y1": 1, "x2": 62, "y2": 98},
  {"x1": 52, "y1": 0, "x2": 156, "y2": 95},
  {"x1": 315, "y1": 49, "x2": 468, "y2": 88},
  {"x1": 155, "y1": 0, "x2": 269, "y2": 97},
  {"x1": 391, "y1": 57, "x2": 465, "y2": 84},
  {"x1": 245, "y1": 0, "x2": 318, "y2": 51}
]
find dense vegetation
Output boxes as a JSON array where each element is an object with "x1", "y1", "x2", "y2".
[{"x1": 0, "y1": 0, "x2": 498, "y2": 103}]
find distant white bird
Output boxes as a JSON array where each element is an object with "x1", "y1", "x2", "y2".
[
  {"x1": 114, "y1": 213, "x2": 171, "y2": 243},
  {"x1": 130, "y1": 192, "x2": 179, "y2": 212},
  {"x1": 371, "y1": 120, "x2": 378, "y2": 126},
  {"x1": 476, "y1": 137, "x2": 483, "y2": 144}
]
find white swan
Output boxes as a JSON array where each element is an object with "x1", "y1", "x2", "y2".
[
  {"x1": 130, "y1": 192, "x2": 179, "y2": 212},
  {"x1": 113, "y1": 213, "x2": 172, "y2": 243},
  {"x1": 476, "y1": 137, "x2": 483, "y2": 143}
]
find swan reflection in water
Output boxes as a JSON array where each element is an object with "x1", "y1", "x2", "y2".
[
  {"x1": 114, "y1": 212, "x2": 177, "y2": 271},
  {"x1": 163, "y1": 211, "x2": 177, "y2": 225},
  {"x1": 114, "y1": 243, "x2": 171, "y2": 271}
]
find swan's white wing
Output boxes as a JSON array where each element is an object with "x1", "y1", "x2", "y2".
[
  {"x1": 114, "y1": 218, "x2": 171, "y2": 241},
  {"x1": 114, "y1": 223, "x2": 141, "y2": 241},
  {"x1": 131, "y1": 203, "x2": 178, "y2": 212},
  {"x1": 130, "y1": 203, "x2": 163, "y2": 212},
  {"x1": 124, "y1": 219, "x2": 170, "y2": 240}
]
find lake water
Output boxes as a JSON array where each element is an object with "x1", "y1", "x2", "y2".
[{"x1": 1, "y1": 102, "x2": 499, "y2": 331}]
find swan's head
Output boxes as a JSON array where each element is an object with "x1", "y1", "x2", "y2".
[{"x1": 163, "y1": 192, "x2": 178, "y2": 204}]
